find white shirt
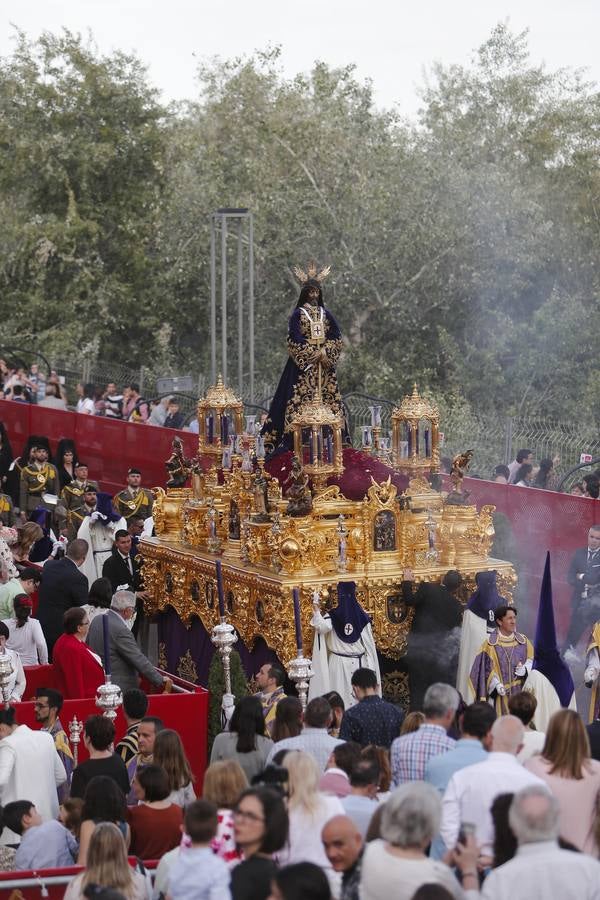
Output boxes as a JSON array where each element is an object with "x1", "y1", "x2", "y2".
[
  {"x1": 3, "y1": 617, "x2": 48, "y2": 666},
  {"x1": 360, "y1": 839, "x2": 470, "y2": 900},
  {"x1": 516, "y1": 729, "x2": 546, "y2": 763},
  {"x1": 265, "y1": 726, "x2": 343, "y2": 772},
  {"x1": 481, "y1": 840, "x2": 600, "y2": 900},
  {"x1": 76, "y1": 397, "x2": 95, "y2": 415},
  {"x1": 0, "y1": 725, "x2": 66, "y2": 843},
  {"x1": 440, "y1": 751, "x2": 547, "y2": 855},
  {"x1": 278, "y1": 793, "x2": 344, "y2": 895}
]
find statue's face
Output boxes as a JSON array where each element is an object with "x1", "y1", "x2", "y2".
[{"x1": 306, "y1": 286, "x2": 320, "y2": 306}]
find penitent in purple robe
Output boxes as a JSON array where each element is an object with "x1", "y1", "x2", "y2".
[{"x1": 469, "y1": 630, "x2": 534, "y2": 715}]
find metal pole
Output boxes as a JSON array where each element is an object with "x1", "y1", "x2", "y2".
[
  {"x1": 505, "y1": 417, "x2": 513, "y2": 465},
  {"x1": 248, "y1": 213, "x2": 254, "y2": 404},
  {"x1": 221, "y1": 218, "x2": 228, "y2": 383},
  {"x1": 237, "y1": 220, "x2": 243, "y2": 396},
  {"x1": 210, "y1": 217, "x2": 217, "y2": 384}
]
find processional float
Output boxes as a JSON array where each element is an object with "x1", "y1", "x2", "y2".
[{"x1": 139, "y1": 265, "x2": 515, "y2": 708}]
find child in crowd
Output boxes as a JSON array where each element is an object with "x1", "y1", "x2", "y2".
[
  {"x1": 167, "y1": 800, "x2": 230, "y2": 900},
  {"x1": 5, "y1": 801, "x2": 78, "y2": 870}
]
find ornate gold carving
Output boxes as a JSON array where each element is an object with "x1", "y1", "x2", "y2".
[
  {"x1": 158, "y1": 641, "x2": 168, "y2": 670},
  {"x1": 292, "y1": 261, "x2": 331, "y2": 284},
  {"x1": 176, "y1": 650, "x2": 199, "y2": 684},
  {"x1": 382, "y1": 670, "x2": 410, "y2": 707}
]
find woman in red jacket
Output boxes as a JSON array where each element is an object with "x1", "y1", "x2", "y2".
[{"x1": 52, "y1": 607, "x2": 105, "y2": 698}]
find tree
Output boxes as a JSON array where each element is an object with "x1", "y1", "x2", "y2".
[{"x1": 0, "y1": 30, "x2": 166, "y2": 362}]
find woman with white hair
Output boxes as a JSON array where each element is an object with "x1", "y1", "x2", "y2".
[
  {"x1": 279, "y1": 750, "x2": 344, "y2": 895},
  {"x1": 360, "y1": 782, "x2": 478, "y2": 899}
]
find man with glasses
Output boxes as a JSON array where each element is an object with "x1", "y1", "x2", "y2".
[{"x1": 34, "y1": 688, "x2": 73, "y2": 801}]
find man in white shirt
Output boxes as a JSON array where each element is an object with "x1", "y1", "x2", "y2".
[
  {"x1": 440, "y1": 715, "x2": 546, "y2": 857},
  {"x1": 265, "y1": 696, "x2": 343, "y2": 771},
  {"x1": 481, "y1": 785, "x2": 600, "y2": 900},
  {"x1": 0, "y1": 708, "x2": 66, "y2": 843}
]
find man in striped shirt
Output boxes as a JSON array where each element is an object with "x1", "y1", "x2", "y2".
[
  {"x1": 391, "y1": 682, "x2": 459, "y2": 786},
  {"x1": 115, "y1": 688, "x2": 148, "y2": 763}
]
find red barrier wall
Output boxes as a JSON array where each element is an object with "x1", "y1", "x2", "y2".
[
  {"x1": 21, "y1": 665, "x2": 209, "y2": 786},
  {"x1": 0, "y1": 400, "x2": 198, "y2": 496},
  {"x1": 454, "y1": 477, "x2": 598, "y2": 637}
]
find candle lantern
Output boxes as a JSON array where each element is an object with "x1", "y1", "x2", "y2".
[
  {"x1": 391, "y1": 384, "x2": 440, "y2": 475},
  {"x1": 286, "y1": 398, "x2": 344, "y2": 495},
  {"x1": 197, "y1": 375, "x2": 244, "y2": 459}
]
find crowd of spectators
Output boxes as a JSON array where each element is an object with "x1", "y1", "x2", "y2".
[
  {"x1": 0, "y1": 671, "x2": 594, "y2": 899},
  {"x1": 0, "y1": 361, "x2": 192, "y2": 431}
]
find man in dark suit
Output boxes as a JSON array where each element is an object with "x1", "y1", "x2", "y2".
[
  {"x1": 102, "y1": 530, "x2": 143, "y2": 594},
  {"x1": 402, "y1": 569, "x2": 464, "y2": 711},
  {"x1": 563, "y1": 524, "x2": 600, "y2": 650},
  {"x1": 37, "y1": 539, "x2": 89, "y2": 658},
  {"x1": 102, "y1": 529, "x2": 151, "y2": 648},
  {"x1": 87, "y1": 589, "x2": 170, "y2": 693}
]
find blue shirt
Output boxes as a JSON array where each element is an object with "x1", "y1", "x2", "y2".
[
  {"x1": 339, "y1": 695, "x2": 404, "y2": 748},
  {"x1": 424, "y1": 738, "x2": 488, "y2": 793},
  {"x1": 341, "y1": 794, "x2": 379, "y2": 838},
  {"x1": 15, "y1": 820, "x2": 78, "y2": 870},
  {"x1": 168, "y1": 845, "x2": 230, "y2": 900}
]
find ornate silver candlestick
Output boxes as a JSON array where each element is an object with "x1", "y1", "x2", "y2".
[
  {"x1": 211, "y1": 617, "x2": 239, "y2": 724},
  {"x1": 288, "y1": 651, "x2": 314, "y2": 711},
  {"x1": 95, "y1": 678, "x2": 123, "y2": 722},
  {"x1": 69, "y1": 715, "x2": 83, "y2": 768},
  {"x1": 0, "y1": 652, "x2": 14, "y2": 707}
]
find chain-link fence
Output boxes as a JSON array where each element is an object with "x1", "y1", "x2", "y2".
[
  {"x1": 3, "y1": 347, "x2": 598, "y2": 482},
  {"x1": 342, "y1": 392, "x2": 600, "y2": 483}
]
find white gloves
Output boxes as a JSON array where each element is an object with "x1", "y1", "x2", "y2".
[
  {"x1": 90, "y1": 511, "x2": 101, "y2": 523},
  {"x1": 515, "y1": 664, "x2": 527, "y2": 677},
  {"x1": 496, "y1": 684, "x2": 506, "y2": 696},
  {"x1": 585, "y1": 666, "x2": 599, "y2": 686}
]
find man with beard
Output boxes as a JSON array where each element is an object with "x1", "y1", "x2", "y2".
[
  {"x1": 33, "y1": 688, "x2": 73, "y2": 802},
  {"x1": 401, "y1": 569, "x2": 464, "y2": 711}
]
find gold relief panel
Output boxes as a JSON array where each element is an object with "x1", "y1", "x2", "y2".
[
  {"x1": 157, "y1": 641, "x2": 168, "y2": 671},
  {"x1": 382, "y1": 670, "x2": 410, "y2": 707},
  {"x1": 367, "y1": 585, "x2": 414, "y2": 660},
  {"x1": 176, "y1": 649, "x2": 199, "y2": 684}
]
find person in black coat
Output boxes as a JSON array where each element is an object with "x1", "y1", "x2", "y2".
[
  {"x1": 37, "y1": 538, "x2": 89, "y2": 658},
  {"x1": 101, "y1": 530, "x2": 143, "y2": 594},
  {"x1": 401, "y1": 569, "x2": 464, "y2": 711},
  {"x1": 563, "y1": 524, "x2": 600, "y2": 650},
  {"x1": 102, "y1": 530, "x2": 150, "y2": 644}
]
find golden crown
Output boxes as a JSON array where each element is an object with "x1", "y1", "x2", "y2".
[{"x1": 292, "y1": 261, "x2": 332, "y2": 284}]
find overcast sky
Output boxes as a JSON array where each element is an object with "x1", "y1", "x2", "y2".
[{"x1": 1, "y1": 0, "x2": 598, "y2": 116}]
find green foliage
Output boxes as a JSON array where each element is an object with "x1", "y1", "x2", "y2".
[
  {"x1": 207, "y1": 648, "x2": 249, "y2": 754},
  {"x1": 1, "y1": 25, "x2": 599, "y2": 425}
]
